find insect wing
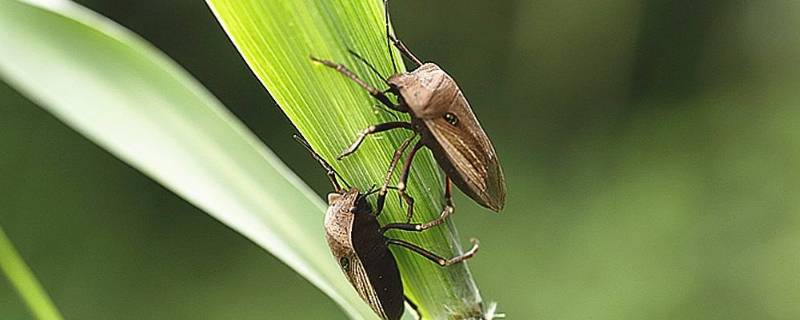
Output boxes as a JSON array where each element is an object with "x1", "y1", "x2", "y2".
[
  {"x1": 425, "y1": 109, "x2": 506, "y2": 211},
  {"x1": 351, "y1": 204, "x2": 404, "y2": 320},
  {"x1": 344, "y1": 256, "x2": 394, "y2": 319}
]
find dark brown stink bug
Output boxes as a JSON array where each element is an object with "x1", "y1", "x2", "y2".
[
  {"x1": 293, "y1": 135, "x2": 479, "y2": 320},
  {"x1": 310, "y1": 2, "x2": 506, "y2": 215}
]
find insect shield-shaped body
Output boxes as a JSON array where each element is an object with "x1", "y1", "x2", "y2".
[
  {"x1": 293, "y1": 135, "x2": 479, "y2": 320},
  {"x1": 325, "y1": 187, "x2": 404, "y2": 320},
  {"x1": 388, "y1": 63, "x2": 506, "y2": 211},
  {"x1": 311, "y1": 6, "x2": 505, "y2": 213}
]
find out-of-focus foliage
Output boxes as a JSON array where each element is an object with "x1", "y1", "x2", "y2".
[
  {"x1": 0, "y1": 1, "x2": 382, "y2": 319},
  {"x1": 0, "y1": 225, "x2": 63, "y2": 320},
  {"x1": 2, "y1": 0, "x2": 799, "y2": 319}
]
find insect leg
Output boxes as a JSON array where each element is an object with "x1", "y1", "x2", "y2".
[
  {"x1": 396, "y1": 141, "x2": 424, "y2": 222},
  {"x1": 380, "y1": 177, "x2": 454, "y2": 233},
  {"x1": 378, "y1": 138, "x2": 421, "y2": 219},
  {"x1": 310, "y1": 56, "x2": 402, "y2": 112},
  {"x1": 374, "y1": 134, "x2": 417, "y2": 216},
  {"x1": 441, "y1": 177, "x2": 455, "y2": 224},
  {"x1": 338, "y1": 121, "x2": 412, "y2": 160},
  {"x1": 347, "y1": 49, "x2": 388, "y2": 85},
  {"x1": 387, "y1": 33, "x2": 423, "y2": 67},
  {"x1": 386, "y1": 238, "x2": 480, "y2": 267}
]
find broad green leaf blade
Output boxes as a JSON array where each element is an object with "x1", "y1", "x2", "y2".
[
  {"x1": 0, "y1": 0, "x2": 375, "y2": 318},
  {"x1": 0, "y1": 225, "x2": 64, "y2": 320},
  {"x1": 207, "y1": 0, "x2": 485, "y2": 318}
]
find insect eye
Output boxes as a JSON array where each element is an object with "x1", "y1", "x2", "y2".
[
  {"x1": 339, "y1": 256, "x2": 350, "y2": 270},
  {"x1": 444, "y1": 112, "x2": 458, "y2": 126}
]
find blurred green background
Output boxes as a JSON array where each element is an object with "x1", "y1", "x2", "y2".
[{"x1": 2, "y1": 0, "x2": 800, "y2": 319}]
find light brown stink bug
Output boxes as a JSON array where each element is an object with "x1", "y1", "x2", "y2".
[
  {"x1": 293, "y1": 135, "x2": 479, "y2": 320},
  {"x1": 310, "y1": 2, "x2": 506, "y2": 220}
]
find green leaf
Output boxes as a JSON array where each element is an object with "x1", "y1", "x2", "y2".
[
  {"x1": 206, "y1": 0, "x2": 485, "y2": 318},
  {"x1": 0, "y1": 225, "x2": 64, "y2": 320},
  {"x1": 0, "y1": 0, "x2": 374, "y2": 318}
]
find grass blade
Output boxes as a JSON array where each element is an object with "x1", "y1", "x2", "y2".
[
  {"x1": 0, "y1": 0, "x2": 374, "y2": 318},
  {"x1": 206, "y1": 0, "x2": 486, "y2": 318}
]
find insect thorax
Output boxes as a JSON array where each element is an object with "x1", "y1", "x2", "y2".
[
  {"x1": 323, "y1": 191, "x2": 359, "y2": 257},
  {"x1": 389, "y1": 63, "x2": 461, "y2": 119}
]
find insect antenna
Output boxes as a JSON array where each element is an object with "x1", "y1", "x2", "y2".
[
  {"x1": 364, "y1": 184, "x2": 380, "y2": 197},
  {"x1": 292, "y1": 134, "x2": 351, "y2": 191},
  {"x1": 383, "y1": 1, "x2": 424, "y2": 69},
  {"x1": 383, "y1": 0, "x2": 398, "y2": 75},
  {"x1": 347, "y1": 49, "x2": 389, "y2": 85}
]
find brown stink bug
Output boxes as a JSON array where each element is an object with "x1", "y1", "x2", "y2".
[
  {"x1": 310, "y1": 1, "x2": 506, "y2": 220},
  {"x1": 293, "y1": 134, "x2": 479, "y2": 320}
]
